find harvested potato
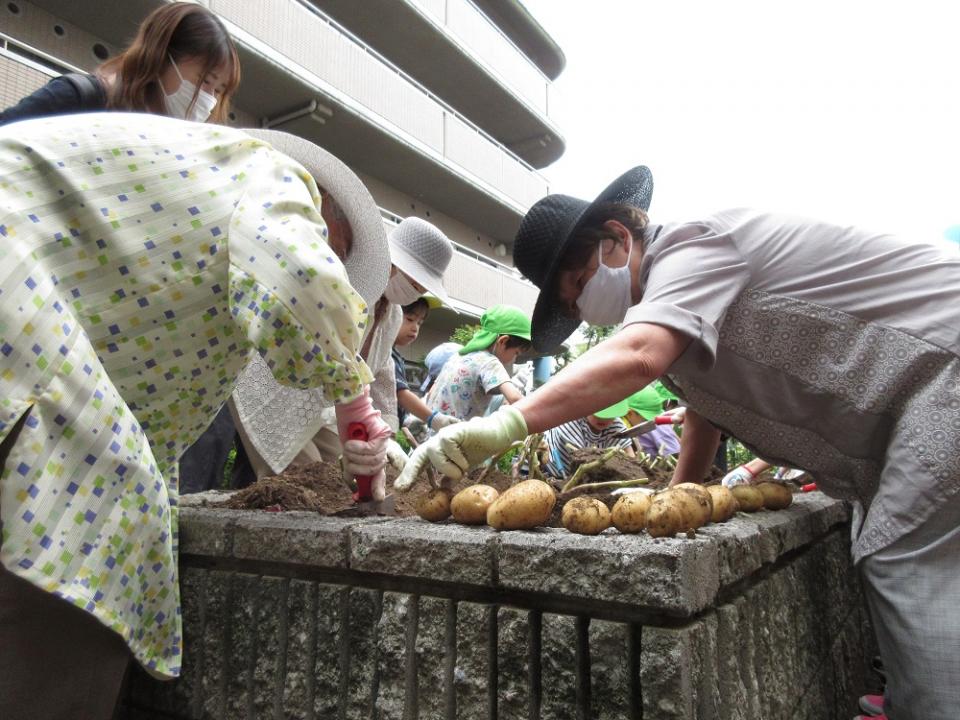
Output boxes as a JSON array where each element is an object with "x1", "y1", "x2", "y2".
[
  {"x1": 730, "y1": 485, "x2": 764, "y2": 513},
  {"x1": 611, "y1": 492, "x2": 652, "y2": 533},
  {"x1": 654, "y1": 488, "x2": 707, "y2": 530},
  {"x1": 486, "y1": 479, "x2": 556, "y2": 530},
  {"x1": 416, "y1": 488, "x2": 453, "y2": 522},
  {"x1": 562, "y1": 497, "x2": 611, "y2": 535},
  {"x1": 451, "y1": 484, "x2": 500, "y2": 525},
  {"x1": 646, "y1": 497, "x2": 686, "y2": 538},
  {"x1": 706, "y1": 485, "x2": 739, "y2": 522},
  {"x1": 756, "y1": 481, "x2": 793, "y2": 510},
  {"x1": 672, "y1": 483, "x2": 714, "y2": 526}
]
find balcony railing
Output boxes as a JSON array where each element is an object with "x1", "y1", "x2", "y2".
[
  {"x1": 210, "y1": 0, "x2": 550, "y2": 211},
  {"x1": 408, "y1": 0, "x2": 553, "y2": 118}
]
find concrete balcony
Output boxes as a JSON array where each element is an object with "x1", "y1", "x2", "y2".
[
  {"x1": 312, "y1": 0, "x2": 565, "y2": 168},
  {"x1": 23, "y1": 0, "x2": 551, "y2": 245}
]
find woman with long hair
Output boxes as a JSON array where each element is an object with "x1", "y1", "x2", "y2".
[{"x1": 0, "y1": 2, "x2": 240, "y2": 125}]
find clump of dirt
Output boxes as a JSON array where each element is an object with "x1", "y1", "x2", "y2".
[{"x1": 221, "y1": 460, "x2": 524, "y2": 518}]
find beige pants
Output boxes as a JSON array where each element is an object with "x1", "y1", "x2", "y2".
[
  {"x1": 0, "y1": 568, "x2": 132, "y2": 720},
  {"x1": 228, "y1": 398, "x2": 341, "y2": 480}
]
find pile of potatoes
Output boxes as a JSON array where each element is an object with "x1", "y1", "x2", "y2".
[
  {"x1": 415, "y1": 478, "x2": 794, "y2": 538},
  {"x1": 415, "y1": 479, "x2": 557, "y2": 530}
]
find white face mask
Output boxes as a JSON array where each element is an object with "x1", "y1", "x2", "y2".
[
  {"x1": 384, "y1": 271, "x2": 422, "y2": 305},
  {"x1": 164, "y1": 57, "x2": 218, "y2": 122},
  {"x1": 575, "y1": 238, "x2": 634, "y2": 325}
]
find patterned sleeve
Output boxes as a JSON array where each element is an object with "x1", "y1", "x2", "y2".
[
  {"x1": 227, "y1": 146, "x2": 372, "y2": 405},
  {"x1": 477, "y1": 354, "x2": 511, "y2": 395}
]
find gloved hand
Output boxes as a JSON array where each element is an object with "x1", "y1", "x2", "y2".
[
  {"x1": 721, "y1": 464, "x2": 755, "y2": 488},
  {"x1": 385, "y1": 438, "x2": 408, "y2": 473},
  {"x1": 335, "y1": 388, "x2": 393, "y2": 500},
  {"x1": 395, "y1": 405, "x2": 528, "y2": 491},
  {"x1": 427, "y1": 412, "x2": 460, "y2": 431},
  {"x1": 666, "y1": 406, "x2": 687, "y2": 423}
]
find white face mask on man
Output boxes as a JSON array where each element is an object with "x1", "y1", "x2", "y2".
[
  {"x1": 384, "y1": 271, "x2": 422, "y2": 305},
  {"x1": 164, "y1": 57, "x2": 218, "y2": 123},
  {"x1": 575, "y1": 238, "x2": 635, "y2": 325}
]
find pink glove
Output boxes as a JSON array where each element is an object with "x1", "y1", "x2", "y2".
[{"x1": 335, "y1": 388, "x2": 393, "y2": 500}]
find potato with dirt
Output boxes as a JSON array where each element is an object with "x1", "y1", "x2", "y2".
[
  {"x1": 646, "y1": 494, "x2": 687, "y2": 538},
  {"x1": 561, "y1": 497, "x2": 612, "y2": 535},
  {"x1": 672, "y1": 483, "x2": 714, "y2": 526},
  {"x1": 756, "y1": 481, "x2": 794, "y2": 510},
  {"x1": 651, "y1": 488, "x2": 708, "y2": 531},
  {"x1": 416, "y1": 487, "x2": 453, "y2": 521},
  {"x1": 731, "y1": 485, "x2": 764, "y2": 512},
  {"x1": 486, "y1": 479, "x2": 556, "y2": 530},
  {"x1": 611, "y1": 492, "x2": 652, "y2": 533},
  {"x1": 451, "y1": 484, "x2": 500, "y2": 525},
  {"x1": 706, "y1": 485, "x2": 739, "y2": 522}
]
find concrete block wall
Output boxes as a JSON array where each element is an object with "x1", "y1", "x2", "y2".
[{"x1": 120, "y1": 494, "x2": 875, "y2": 720}]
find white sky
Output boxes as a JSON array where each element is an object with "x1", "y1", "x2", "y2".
[{"x1": 521, "y1": 0, "x2": 960, "y2": 248}]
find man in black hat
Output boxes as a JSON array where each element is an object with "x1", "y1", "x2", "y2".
[{"x1": 397, "y1": 167, "x2": 960, "y2": 720}]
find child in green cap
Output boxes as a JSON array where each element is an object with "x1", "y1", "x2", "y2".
[
  {"x1": 425, "y1": 304, "x2": 532, "y2": 421},
  {"x1": 543, "y1": 399, "x2": 635, "y2": 477}
]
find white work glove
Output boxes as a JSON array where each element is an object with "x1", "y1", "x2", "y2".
[
  {"x1": 395, "y1": 405, "x2": 528, "y2": 491},
  {"x1": 666, "y1": 406, "x2": 687, "y2": 423},
  {"x1": 385, "y1": 438, "x2": 408, "y2": 473},
  {"x1": 721, "y1": 464, "x2": 755, "y2": 488},
  {"x1": 427, "y1": 412, "x2": 460, "y2": 431}
]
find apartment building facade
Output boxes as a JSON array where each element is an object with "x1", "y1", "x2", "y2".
[{"x1": 0, "y1": 0, "x2": 565, "y2": 359}]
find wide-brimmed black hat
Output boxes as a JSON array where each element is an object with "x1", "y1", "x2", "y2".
[{"x1": 514, "y1": 166, "x2": 653, "y2": 353}]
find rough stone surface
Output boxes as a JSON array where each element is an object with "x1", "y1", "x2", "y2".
[
  {"x1": 540, "y1": 613, "x2": 579, "y2": 720},
  {"x1": 454, "y1": 602, "x2": 493, "y2": 720},
  {"x1": 496, "y1": 526, "x2": 721, "y2": 615},
  {"x1": 415, "y1": 595, "x2": 451, "y2": 719},
  {"x1": 588, "y1": 619, "x2": 635, "y2": 720},
  {"x1": 349, "y1": 519, "x2": 497, "y2": 585},
  {"x1": 121, "y1": 495, "x2": 868, "y2": 720},
  {"x1": 496, "y1": 606, "x2": 532, "y2": 720},
  {"x1": 232, "y1": 512, "x2": 355, "y2": 568},
  {"x1": 375, "y1": 591, "x2": 413, "y2": 720}
]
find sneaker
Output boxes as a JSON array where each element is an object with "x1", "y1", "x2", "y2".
[
  {"x1": 858, "y1": 694, "x2": 884, "y2": 715},
  {"x1": 854, "y1": 715, "x2": 887, "y2": 720}
]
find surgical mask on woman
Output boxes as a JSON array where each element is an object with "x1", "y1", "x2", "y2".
[
  {"x1": 384, "y1": 271, "x2": 421, "y2": 305},
  {"x1": 164, "y1": 56, "x2": 218, "y2": 122},
  {"x1": 575, "y1": 238, "x2": 634, "y2": 325}
]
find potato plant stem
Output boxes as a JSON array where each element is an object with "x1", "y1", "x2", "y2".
[
  {"x1": 528, "y1": 433, "x2": 543, "y2": 480},
  {"x1": 561, "y1": 447, "x2": 621, "y2": 493},
  {"x1": 560, "y1": 477, "x2": 649, "y2": 497},
  {"x1": 477, "y1": 440, "x2": 524, "y2": 483}
]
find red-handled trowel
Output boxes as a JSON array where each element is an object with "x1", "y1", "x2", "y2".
[
  {"x1": 346, "y1": 422, "x2": 396, "y2": 515},
  {"x1": 612, "y1": 414, "x2": 677, "y2": 440}
]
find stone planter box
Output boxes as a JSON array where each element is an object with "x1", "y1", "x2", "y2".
[{"x1": 120, "y1": 492, "x2": 875, "y2": 720}]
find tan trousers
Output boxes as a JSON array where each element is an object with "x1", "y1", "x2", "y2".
[
  {"x1": 228, "y1": 398, "x2": 341, "y2": 480},
  {"x1": 0, "y1": 568, "x2": 132, "y2": 720}
]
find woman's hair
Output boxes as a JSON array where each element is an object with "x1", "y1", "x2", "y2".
[
  {"x1": 558, "y1": 202, "x2": 649, "y2": 272},
  {"x1": 402, "y1": 298, "x2": 430, "y2": 318},
  {"x1": 99, "y1": 2, "x2": 240, "y2": 122}
]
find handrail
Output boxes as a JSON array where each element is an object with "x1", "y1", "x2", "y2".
[
  {"x1": 0, "y1": 32, "x2": 81, "y2": 76},
  {"x1": 293, "y1": 0, "x2": 548, "y2": 181},
  {"x1": 379, "y1": 207, "x2": 529, "y2": 280}
]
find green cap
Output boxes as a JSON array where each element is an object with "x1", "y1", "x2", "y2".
[
  {"x1": 593, "y1": 398, "x2": 630, "y2": 420},
  {"x1": 653, "y1": 381, "x2": 678, "y2": 403},
  {"x1": 626, "y1": 385, "x2": 667, "y2": 421},
  {"x1": 460, "y1": 305, "x2": 532, "y2": 355}
]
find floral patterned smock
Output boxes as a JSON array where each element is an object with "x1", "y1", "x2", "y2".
[{"x1": 0, "y1": 113, "x2": 372, "y2": 677}]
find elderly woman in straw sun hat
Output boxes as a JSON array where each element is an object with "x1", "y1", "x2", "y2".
[
  {"x1": 230, "y1": 194, "x2": 456, "y2": 500},
  {"x1": 0, "y1": 114, "x2": 389, "y2": 714},
  {"x1": 397, "y1": 166, "x2": 960, "y2": 720}
]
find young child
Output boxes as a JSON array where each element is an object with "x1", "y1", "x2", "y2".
[
  {"x1": 392, "y1": 298, "x2": 459, "y2": 431},
  {"x1": 543, "y1": 399, "x2": 635, "y2": 477},
  {"x1": 425, "y1": 305, "x2": 532, "y2": 420}
]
